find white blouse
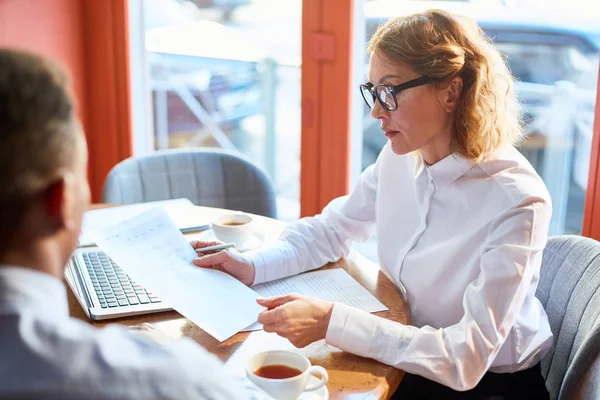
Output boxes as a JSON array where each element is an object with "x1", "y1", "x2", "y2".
[{"x1": 247, "y1": 143, "x2": 553, "y2": 391}]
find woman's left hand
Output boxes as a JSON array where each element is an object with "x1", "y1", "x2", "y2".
[{"x1": 256, "y1": 294, "x2": 334, "y2": 348}]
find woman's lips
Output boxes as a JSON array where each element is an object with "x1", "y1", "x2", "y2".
[{"x1": 384, "y1": 130, "x2": 399, "y2": 139}]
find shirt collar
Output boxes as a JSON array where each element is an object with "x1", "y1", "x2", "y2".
[
  {"x1": 421, "y1": 152, "x2": 477, "y2": 191},
  {"x1": 0, "y1": 266, "x2": 69, "y2": 319}
]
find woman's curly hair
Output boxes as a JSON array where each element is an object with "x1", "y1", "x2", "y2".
[{"x1": 368, "y1": 9, "x2": 523, "y2": 161}]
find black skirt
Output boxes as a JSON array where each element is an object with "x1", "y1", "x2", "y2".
[{"x1": 391, "y1": 363, "x2": 550, "y2": 400}]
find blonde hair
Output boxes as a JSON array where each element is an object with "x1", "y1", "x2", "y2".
[{"x1": 368, "y1": 9, "x2": 523, "y2": 161}]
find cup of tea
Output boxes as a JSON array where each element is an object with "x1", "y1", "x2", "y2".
[
  {"x1": 246, "y1": 350, "x2": 328, "y2": 400},
  {"x1": 211, "y1": 213, "x2": 254, "y2": 248}
]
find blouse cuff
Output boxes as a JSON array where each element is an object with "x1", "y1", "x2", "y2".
[
  {"x1": 246, "y1": 241, "x2": 298, "y2": 286},
  {"x1": 325, "y1": 302, "x2": 377, "y2": 358}
]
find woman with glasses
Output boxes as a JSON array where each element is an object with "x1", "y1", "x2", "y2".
[{"x1": 194, "y1": 9, "x2": 552, "y2": 399}]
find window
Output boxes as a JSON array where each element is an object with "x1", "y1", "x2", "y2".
[{"x1": 131, "y1": 0, "x2": 302, "y2": 220}]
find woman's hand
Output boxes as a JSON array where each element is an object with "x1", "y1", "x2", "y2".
[
  {"x1": 257, "y1": 294, "x2": 334, "y2": 348},
  {"x1": 190, "y1": 240, "x2": 256, "y2": 286}
]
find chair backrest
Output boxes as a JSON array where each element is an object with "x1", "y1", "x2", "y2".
[
  {"x1": 102, "y1": 148, "x2": 277, "y2": 218},
  {"x1": 536, "y1": 235, "x2": 600, "y2": 400}
]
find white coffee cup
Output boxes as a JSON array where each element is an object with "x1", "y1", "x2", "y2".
[
  {"x1": 246, "y1": 350, "x2": 328, "y2": 400},
  {"x1": 211, "y1": 213, "x2": 254, "y2": 248}
]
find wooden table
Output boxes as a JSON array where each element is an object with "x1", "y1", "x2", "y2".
[{"x1": 68, "y1": 205, "x2": 410, "y2": 399}]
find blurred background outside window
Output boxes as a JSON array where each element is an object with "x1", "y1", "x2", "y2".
[{"x1": 134, "y1": 0, "x2": 302, "y2": 221}]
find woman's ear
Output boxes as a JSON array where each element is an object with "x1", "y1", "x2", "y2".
[{"x1": 444, "y1": 76, "x2": 463, "y2": 113}]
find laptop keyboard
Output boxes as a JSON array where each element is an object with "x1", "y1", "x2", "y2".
[{"x1": 82, "y1": 252, "x2": 162, "y2": 309}]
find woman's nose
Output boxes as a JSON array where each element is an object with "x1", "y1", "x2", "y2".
[{"x1": 370, "y1": 99, "x2": 387, "y2": 120}]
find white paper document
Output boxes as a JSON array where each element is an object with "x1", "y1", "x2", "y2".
[
  {"x1": 90, "y1": 207, "x2": 263, "y2": 342},
  {"x1": 79, "y1": 198, "x2": 204, "y2": 247},
  {"x1": 244, "y1": 268, "x2": 388, "y2": 331},
  {"x1": 255, "y1": 268, "x2": 388, "y2": 312},
  {"x1": 225, "y1": 330, "x2": 295, "y2": 378}
]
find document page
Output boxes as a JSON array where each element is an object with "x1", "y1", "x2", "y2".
[
  {"x1": 91, "y1": 207, "x2": 263, "y2": 342},
  {"x1": 244, "y1": 268, "x2": 388, "y2": 331},
  {"x1": 79, "y1": 198, "x2": 204, "y2": 247},
  {"x1": 254, "y1": 268, "x2": 388, "y2": 311},
  {"x1": 225, "y1": 331, "x2": 295, "y2": 378}
]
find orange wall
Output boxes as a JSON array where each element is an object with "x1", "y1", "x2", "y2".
[
  {"x1": 0, "y1": 0, "x2": 133, "y2": 202},
  {"x1": 301, "y1": 0, "x2": 354, "y2": 217},
  {"x1": 0, "y1": 0, "x2": 88, "y2": 133},
  {"x1": 582, "y1": 65, "x2": 600, "y2": 239},
  {"x1": 81, "y1": 0, "x2": 133, "y2": 202}
]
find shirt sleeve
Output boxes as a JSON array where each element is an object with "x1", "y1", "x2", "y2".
[
  {"x1": 325, "y1": 199, "x2": 551, "y2": 391},
  {"x1": 247, "y1": 157, "x2": 381, "y2": 285},
  {"x1": 155, "y1": 335, "x2": 275, "y2": 399},
  {"x1": 84, "y1": 324, "x2": 275, "y2": 399}
]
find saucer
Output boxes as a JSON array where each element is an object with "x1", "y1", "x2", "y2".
[
  {"x1": 299, "y1": 375, "x2": 329, "y2": 400},
  {"x1": 197, "y1": 229, "x2": 265, "y2": 252}
]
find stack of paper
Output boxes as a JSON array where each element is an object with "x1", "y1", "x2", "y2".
[
  {"x1": 254, "y1": 269, "x2": 387, "y2": 312},
  {"x1": 90, "y1": 207, "x2": 263, "y2": 341},
  {"x1": 243, "y1": 269, "x2": 388, "y2": 331},
  {"x1": 79, "y1": 198, "x2": 205, "y2": 247}
]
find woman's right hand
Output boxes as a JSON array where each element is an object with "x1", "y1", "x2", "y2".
[{"x1": 190, "y1": 240, "x2": 256, "y2": 286}]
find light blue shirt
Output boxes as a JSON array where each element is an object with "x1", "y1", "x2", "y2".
[{"x1": 0, "y1": 266, "x2": 272, "y2": 399}]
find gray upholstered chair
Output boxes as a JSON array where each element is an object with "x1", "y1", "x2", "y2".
[
  {"x1": 102, "y1": 148, "x2": 277, "y2": 218},
  {"x1": 537, "y1": 235, "x2": 600, "y2": 400}
]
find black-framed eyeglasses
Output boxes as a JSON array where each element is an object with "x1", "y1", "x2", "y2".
[{"x1": 359, "y1": 76, "x2": 440, "y2": 112}]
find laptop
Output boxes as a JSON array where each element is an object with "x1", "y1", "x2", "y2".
[
  {"x1": 67, "y1": 199, "x2": 213, "y2": 320},
  {"x1": 65, "y1": 246, "x2": 173, "y2": 320}
]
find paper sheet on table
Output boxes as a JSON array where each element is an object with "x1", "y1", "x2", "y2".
[
  {"x1": 245, "y1": 268, "x2": 388, "y2": 331},
  {"x1": 225, "y1": 330, "x2": 296, "y2": 378},
  {"x1": 90, "y1": 207, "x2": 263, "y2": 342},
  {"x1": 79, "y1": 198, "x2": 204, "y2": 247}
]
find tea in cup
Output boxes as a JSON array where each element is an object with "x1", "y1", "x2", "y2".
[
  {"x1": 211, "y1": 213, "x2": 253, "y2": 248},
  {"x1": 246, "y1": 350, "x2": 328, "y2": 400}
]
